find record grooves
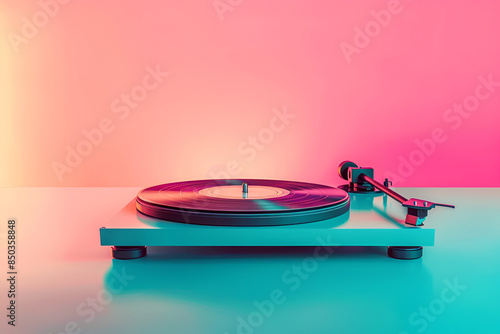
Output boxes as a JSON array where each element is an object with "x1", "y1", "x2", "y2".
[{"x1": 136, "y1": 179, "x2": 350, "y2": 226}]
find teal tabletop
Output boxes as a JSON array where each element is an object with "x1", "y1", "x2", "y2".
[{"x1": 1, "y1": 187, "x2": 499, "y2": 334}]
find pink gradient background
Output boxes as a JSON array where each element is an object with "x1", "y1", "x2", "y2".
[{"x1": 1, "y1": 0, "x2": 499, "y2": 187}]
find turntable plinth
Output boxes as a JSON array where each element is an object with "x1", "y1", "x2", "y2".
[{"x1": 100, "y1": 188, "x2": 436, "y2": 260}]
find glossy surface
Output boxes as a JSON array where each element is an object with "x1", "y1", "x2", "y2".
[
  {"x1": 137, "y1": 179, "x2": 349, "y2": 212},
  {"x1": 136, "y1": 179, "x2": 350, "y2": 226},
  {"x1": 1, "y1": 187, "x2": 499, "y2": 334}
]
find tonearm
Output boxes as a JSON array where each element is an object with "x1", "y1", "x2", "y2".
[{"x1": 338, "y1": 161, "x2": 455, "y2": 226}]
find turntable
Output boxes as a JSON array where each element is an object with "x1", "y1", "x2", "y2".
[{"x1": 100, "y1": 161, "x2": 454, "y2": 260}]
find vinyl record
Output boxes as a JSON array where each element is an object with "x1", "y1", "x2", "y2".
[{"x1": 136, "y1": 179, "x2": 350, "y2": 226}]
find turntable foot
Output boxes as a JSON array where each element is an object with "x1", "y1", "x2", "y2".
[
  {"x1": 111, "y1": 246, "x2": 147, "y2": 260},
  {"x1": 387, "y1": 246, "x2": 422, "y2": 260}
]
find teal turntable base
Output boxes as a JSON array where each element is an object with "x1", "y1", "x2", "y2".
[{"x1": 100, "y1": 188, "x2": 439, "y2": 260}]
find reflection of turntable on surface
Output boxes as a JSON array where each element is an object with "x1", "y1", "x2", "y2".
[{"x1": 100, "y1": 161, "x2": 454, "y2": 260}]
